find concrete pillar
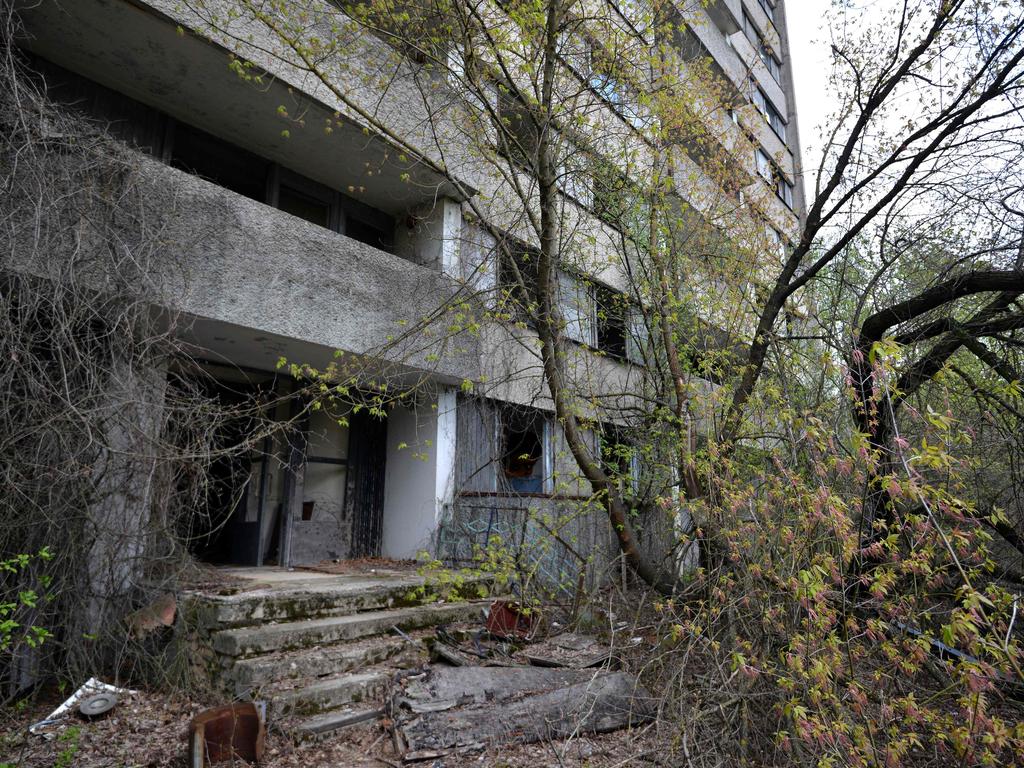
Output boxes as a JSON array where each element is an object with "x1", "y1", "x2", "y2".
[
  {"x1": 86, "y1": 361, "x2": 167, "y2": 631},
  {"x1": 434, "y1": 388, "x2": 457, "y2": 526},
  {"x1": 394, "y1": 198, "x2": 463, "y2": 276},
  {"x1": 380, "y1": 387, "x2": 458, "y2": 560}
]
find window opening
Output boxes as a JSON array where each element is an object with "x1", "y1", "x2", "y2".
[
  {"x1": 601, "y1": 424, "x2": 640, "y2": 494},
  {"x1": 278, "y1": 184, "x2": 331, "y2": 228},
  {"x1": 169, "y1": 121, "x2": 270, "y2": 202},
  {"x1": 501, "y1": 408, "x2": 547, "y2": 494},
  {"x1": 596, "y1": 285, "x2": 629, "y2": 359}
]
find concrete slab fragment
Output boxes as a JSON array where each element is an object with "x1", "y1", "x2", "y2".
[{"x1": 397, "y1": 671, "x2": 655, "y2": 752}]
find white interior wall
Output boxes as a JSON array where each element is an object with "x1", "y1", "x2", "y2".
[
  {"x1": 381, "y1": 389, "x2": 458, "y2": 559},
  {"x1": 381, "y1": 397, "x2": 441, "y2": 559}
]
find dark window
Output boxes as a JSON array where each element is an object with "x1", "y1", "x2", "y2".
[
  {"x1": 596, "y1": 285, "x2": 629, "y2": 358},
  {"x1": 495, "y1": 88, "x2": 539, "y2": 168},
  {"x1": 592, "y1": 162, "x2": 646, "y2": 232},
  {"x1": 498, "y1": 247, "x2": 540, "y2": 320},
  {"x1": 601, "y1": 424, "x2": 639, "y2": 493},
  {"x1": 341, "y1": 197, "x2": 395, "y2": 252},
  {"x1": 169, "y1": 122, "x2": 269, "y2": 202},
  {"x1": 760, "y1": 45, "x2": 782, "y2": 82},
  {"x1": 33, "y1": 56, "x2": 166, "y2": 154},
  {"x1": 743, "y1": 10, "x2": 782, "y2": 82},
  {"x1": 34, "y1": 55, "x2": 398, "y2": 250},
  {"x1": 278, "y1": 184, "x2": 331, "y2": 228},
  {"x1": 753, "y1": 88, "x2": 787, "y2": 143},
  {"x1": 778, "y1": 178, "x2": 794, "y2": 209},
  {"x1": 501, "y1": 408, "x2": 546, "y2": 494},
  {"x1": 271, "y1": 170, "x2": 395, "y2": 252},
  {"x1": 755, "y1": 148, "x2": 794, "y2": 208}
]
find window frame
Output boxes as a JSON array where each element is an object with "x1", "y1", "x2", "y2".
[
  {"x1": 499, "y1": 405, "x2": 552, "y2": 495},
  {"x1": 754, "y1": 148, "x2": 795, "y2": 209},
  {"x1": 753, "y1": 87, "x2": 787, "y2": 143},
  {"x1": 743, "y1": 9, "x2": 783, "y2": 84}
]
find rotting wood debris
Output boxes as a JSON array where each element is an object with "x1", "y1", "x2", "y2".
[{"x1": 388, "y1": 624, "x2": 655, "y2": 762}]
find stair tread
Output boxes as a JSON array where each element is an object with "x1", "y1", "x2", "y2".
[
  {"x1": 270, "y1": 668, "x2": 394, "y2": 717},
  {"x1": 234, "y1": 634, "x2": 410, "y2": 671},
  {"x1": 213, "y1": 600, "x2": 484, "y2": 656},
  {"x1": 273, "y1": 669, "x2": 391, "y2": 699}
]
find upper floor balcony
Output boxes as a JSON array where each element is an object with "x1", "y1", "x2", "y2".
[{"x1": 140, "y1": 154, "x2": 482, "y2": 382}]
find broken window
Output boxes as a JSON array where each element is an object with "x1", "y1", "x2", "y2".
[
  {"x1": 557, "y1": 271, "x2": 595, "y2": 345},
  {"x1": 600, "y1": 424, "x2": 640, "y2": 495},
  {"x1": 495, "y1": 87, "x2": 540, "y2": 169},
  {"x1": 302, "y1": 408, "x2": 350, "y2": 526},
  {"x1": 595, "y1": 285, "x2": 629, "y2": 359},
  {"x1": 501, "y1": 407, "x2": 549, "y2": 494},
  {"x1": 498, "y1": 246, "x2": 540, "y2": 321}
]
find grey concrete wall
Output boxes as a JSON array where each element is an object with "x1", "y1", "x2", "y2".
[{"x1": 139, "y1": 156, "x2": 481, "y2": 381}]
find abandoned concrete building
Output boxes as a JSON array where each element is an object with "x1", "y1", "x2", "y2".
[{"x1": 12, "y1": 0, "x2": 802, "y2": 582}]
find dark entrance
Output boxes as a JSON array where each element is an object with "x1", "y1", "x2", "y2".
[
  {"x1": 347, "y1": 410, "x2": 389, "y2": 558},
  {"x1": 176, "y1": 366, "x2": 390, "y2": 567},
  {"x1": 176, "y1": 373, "x2": 270, "y2": 566}
]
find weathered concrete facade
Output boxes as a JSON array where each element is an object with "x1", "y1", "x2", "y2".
[{"x1": 13, "y1": 0, "x2": 802, "y2": 576}]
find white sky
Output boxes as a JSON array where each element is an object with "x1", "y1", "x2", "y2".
[{"x1": 786, "y1": 0, "x2": 839, "y2": 199}]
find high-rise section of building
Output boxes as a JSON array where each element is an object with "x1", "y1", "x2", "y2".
[{"x1": 11, "y1": 0, "x2": 801, "y2": 571}]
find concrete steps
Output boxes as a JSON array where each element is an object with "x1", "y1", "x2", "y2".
[
  {"x1": 212, "y1": 601, "x2": 483, "y2": 657},
  {"x1": 231, "y1": 635, "x2": 425, "y2": 694},
  {"x1": 295, "y1": 705, "x2": 385, "y2": 743},
  {"x1": 183, "y1": 569, "x2": 494, "y2": 742},
  {"x1": 272, "y1": 669, "x2": 392, "y2": 717},
  {"x1": 191, "y1": 575, "x2": 448, "y2": 628}
]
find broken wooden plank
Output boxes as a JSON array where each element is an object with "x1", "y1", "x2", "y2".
[
  {"x1": 397, "y1": 671, "x2": 655, "y2": 752},
  {"x1": 401, "y1": 665, "x2": 598, "y2": 706},
  {"x1": 517, "y1": 633, "x2": 614, "y2": 669}
]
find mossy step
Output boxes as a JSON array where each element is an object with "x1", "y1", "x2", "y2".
[
  {"x1": 190, "y1": 574, "x2": 491, "y2": 629},
  {"x1": 230, "y1": 635, "x2": 427, "y2": 694},
  {"x1": 212, "y1": 601, "x2": 485, "y2": 657},
  {"x1": 271, "y1": 670, "x2": 391, "y2": 718}
]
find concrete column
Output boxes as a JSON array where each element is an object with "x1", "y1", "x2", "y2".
[
  {"x1": 380, "y1": 387, "x2": 457, "y2": 560},
  {"x1": 439, "y1": 200, "x2": 463, "y2": 279},
  {"x1": 87, "y1": 361, "x2": 167, "y2": 631},
  {"x1": 434, "y1": 388, "x2": 457, "y2": 525},
  {"x1": 394, "y1": 198, "x2": 463, "y2": 276}
]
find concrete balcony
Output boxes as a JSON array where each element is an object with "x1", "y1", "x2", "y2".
[{"x1": 142, "y1": 157, "x2": 480, "y2": 380}]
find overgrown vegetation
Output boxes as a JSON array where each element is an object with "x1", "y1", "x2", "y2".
[
  {"x1": 179, "y1": 0, "x2": 1024, "y2": 763},
  {"x1": 2, "y1": 0, "x2": 1023, "y2": 764},
  {"x1": 0, "y1": 5, "x2": 280, "y2": 697}
]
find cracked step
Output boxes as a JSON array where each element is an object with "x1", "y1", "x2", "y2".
[
  {"x1": 212, "y1": 601, "x2": 486, "y2": 657},
  {"x1": 271, "y1": 670, "x2": 391, "y2": 717},
  {"x1": 187, "y1": 574, "x2": 492, "y2": 629},
  {"x1": 230, "y1": 634, "x2": 428, "y2": 694}
]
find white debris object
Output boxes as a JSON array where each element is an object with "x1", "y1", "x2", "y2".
[{"x1": 29, "y1": 677, "x2": 136, "y2": 735}]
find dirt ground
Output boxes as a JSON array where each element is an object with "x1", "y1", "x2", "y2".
[{"x1": 0, "y1": 686, "x2": 657, "y2": 768}]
